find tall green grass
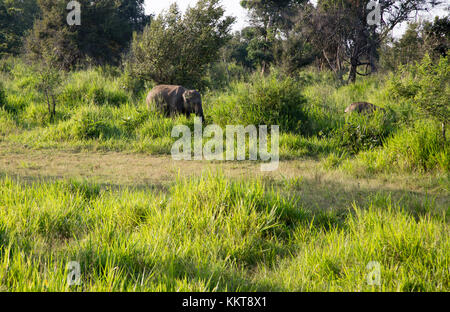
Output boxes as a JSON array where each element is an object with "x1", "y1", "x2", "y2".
[
  {"x1": 343, "y1": 120, "x2": 449, "y2": 175},
  {"x1": 0, "y1": 174, "x2": 448, "y2": 291}
]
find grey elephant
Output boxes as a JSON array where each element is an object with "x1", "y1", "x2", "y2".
[
  {"x1": 345, "y1": 102, "x2": 385, "y2": 114},
  {"x1": 146, "y1": 85, "x2": 204, "y2": 120}
]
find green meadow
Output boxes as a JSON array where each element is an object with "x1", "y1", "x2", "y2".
[{"x1": 0, "y1": 56, "x2": 448, "y2": 291}]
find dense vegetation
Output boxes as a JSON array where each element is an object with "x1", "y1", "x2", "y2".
[
  {"x1": 0, "y1": 55, "x2": 447, "y2": 173},
  {"x1": 0, "y1": 0, "x2": 448, "y2": 291}
]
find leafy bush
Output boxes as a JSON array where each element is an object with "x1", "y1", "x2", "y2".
[
  {"x1": 127, "y1": 0, "x2": 234, "y2": 89},
  {"x1": 21, "y1": 103, "x2": 51, "y2": 127},
  {"x1": 389, "y1": 55, "x2": 449, "y2": 140},
  {"x1": 301, "y1": 72, "x2": 393, "y2": 137},
  {"x1": 0, "y1": 57, "x2": 13, "y2": 74},
  {"x1": 208, "y1": 72, "x2": 307, "y2": 132},
  {"x1": 120, "y1": 108, "x2": 152, "y2": 136},
  {"x1": 118, "y1": 70, "x2": 150, "y2": 97}
]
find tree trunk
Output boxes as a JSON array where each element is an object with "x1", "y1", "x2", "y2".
[
  {"x1": 442, "y1": 122, "x2": 446, "y2": 142},
  {"x1": 261, "y1": 61, "x2": 267, "y2": 76},
  {"x1": 51, "y1": 93, "x2": 56, "y2": 122},
  {"x1": 45, "y1": 90, "x2": 51, "y2": 118},
  {"x1": 370, "y1": 57, "x2": 377, "y2": 74},
  {"x1": 348, "y1": 61, "x2": 357, "y2": 83}
]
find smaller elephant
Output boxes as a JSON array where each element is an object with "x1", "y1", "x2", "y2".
[
  {"x1": 345, "y1": 102, "x2": 385, "y2": 114},
  {"x1": 146, "y1": 85, "x2": 204, "y2": 120}
]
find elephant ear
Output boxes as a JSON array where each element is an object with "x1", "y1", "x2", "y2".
[
  {"x1": 182, "y1": 90, "x2": 192, "y2": 110},
  {"x1": 184, "y1": 90, "x2": 194, "y2": 100}
]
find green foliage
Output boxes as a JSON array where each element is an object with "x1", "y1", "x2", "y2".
[
  {"x1": 345, "y1": 120, "x2": 449, "y2": 174},
  {"x1": 204, "y1": 61, "x2": 249, "y2": 90},
  {"x1": 0, "y1": 0, "x2": 39, "y2": 57},
  {"x1": 423, "y1": 16, "x2": 450, "y2": 58},
  {"x1": 0, "y1": 56, "x2": 13, "y2": 73},
  {"x1": 390, "y1": 55, "x2": 449, "y2": 139},
  {"x1": 26, "y1": 0, "x2": 149, "y2": 70},
  {"x1": 0, "y1": 108, "x2": 17, "y2": 136},
  {"x1": 70, "y1": 109, "x2": 113, "y2": 140},
  {"x1": 34, "y1": 63, "x2": 62, "y2": 122},
  {"x1": 382, "y1": 16, "x2": 450, "y2": 71},
  {"x1": 220, "y1": 28, "x2": 255, "y2": 69},
  {"x1": 0, "y1": 81, "x2": 5, "y2": 107},
  {"x1": 332, "y1": 110, "x2": 394, "y2": 155},
  {"x1": 127, "y1": 0, "x2": 235, "y2": 89},
  {"x1": 59, "y1": 70, "x2": 130, "y2": 107},
  {"x1": 208, "y1": 71, "x2": 307, "y2": 132},
  {"x1": 120, "y1": 109, "x2": 152, "y2": 136},
  {"x1": 246, "y1": 26, "x2": 276, "y2": 72},
  {"x1": 274, "y1": 32, "x2": 316, "y2": 76},
  {"x1": 0, "y1": 56, "x2": 446, "y2": 172},
  {"x1": 239, "y1": 0, "x2": 313, "y2": 75},
  {"x1": 380, "y1": 23, "x2": 425, "y2": 70}
]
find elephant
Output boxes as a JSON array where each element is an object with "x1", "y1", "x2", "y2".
[
  {"x1": 345, "y1": 102, "x2": 385, "y2": 114},
  {"x1": 146, "y1": 85, "x2": 204, "y2": 120}
]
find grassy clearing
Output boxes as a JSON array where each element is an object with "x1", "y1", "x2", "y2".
[
  {"x1": 1, "y1": 58, "x2": 448, "y2": 177},
  {"x1": 0, "y1": 57, "x2": 448, "y2": 291},
  {"x1": 0, "y1": 172, "x2": 448, "y2": 291}
]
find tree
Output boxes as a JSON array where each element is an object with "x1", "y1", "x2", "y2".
[
  {"x1": 303, "y1": 0, "x2": 437, "y2": 83},
  {"x1": 273, "y1": 19, "x2": 316, "y2": 75},
  {"x1": 26, "y1": 0, "x2": 149, "y2": 70},
  {"x1": 0, "y1": 0, "x2": 39, "y2": 57},
  {"x1": 380, "y1": 23, "x2": 425, "y2": 70},
  {"x1": 390, "y1": 54, "x2": 449, "y2": 141},
  {"x1": 422, "y1": 15, "x2": 450, "y2": 58},
  {"x1": 36, "y1": 64, "x2": 62, "y2": 123},
  {"x1": 240, "y1": 0, "x2": 308, "y2": 74},
  {"x1": 127, "y1": 0, "x2": 235, "y2": 89},
  {"x1": 220, "y1": 28, "x2": 256, "y2": 69},
  {"x1": 380, "y1": 16, "x2": 448, "y2": 71}
]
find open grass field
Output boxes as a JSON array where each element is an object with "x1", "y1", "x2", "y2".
[
  {"x1": 0, "y1": 143, "x2": 448, "y2": 291},
  {"x1": 0, "y1": 0, "x2": 449, "y2": 296},
  {"x1": 0, "y1": 56, "x2": 449, "y2": 292}
]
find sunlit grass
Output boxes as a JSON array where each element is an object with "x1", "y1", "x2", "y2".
[{"x1": 0, "y1": 174, "x2": 448, "y2": 291}]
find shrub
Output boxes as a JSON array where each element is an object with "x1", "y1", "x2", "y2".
[
  {"x1": 21, "y1": 103, "x2": 51, "y2": 127},
  {"x1": 300, "y1": 72, "x2": 392, "y2": 137},
  {"x1": 332, "y1": 110, "x2": 395, "y2": 155},
  {"x1": 120, "y1": 108, "x2": 152, "y2": 136},
  {"x1": 204, "y1": 61, "x2": 249, "y2": 90},
  {"x1": 117, "y1": 70, "x2": 150, "y2": 97},
  {"x1": 138, "y1": 114, "x2": 190, "y2": 140},
  {"x1": 208, "y1": 72, "x2": 307, "y2": 132},
  {"x1": 127, "y1": 0, "x2": 234, "y2": 90},
  {"x1": 344, "y1": 120, "x2": 449, "y2": 173},
  {"x1": 0, "y1": 57, "x2": 13, "y2": 74},
  {"x1": 3, "y1": 93, "x2": 31, "y2": 115},
  {"x1": 389, "y1": 55, "x2": 449, "y2": 141}
]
